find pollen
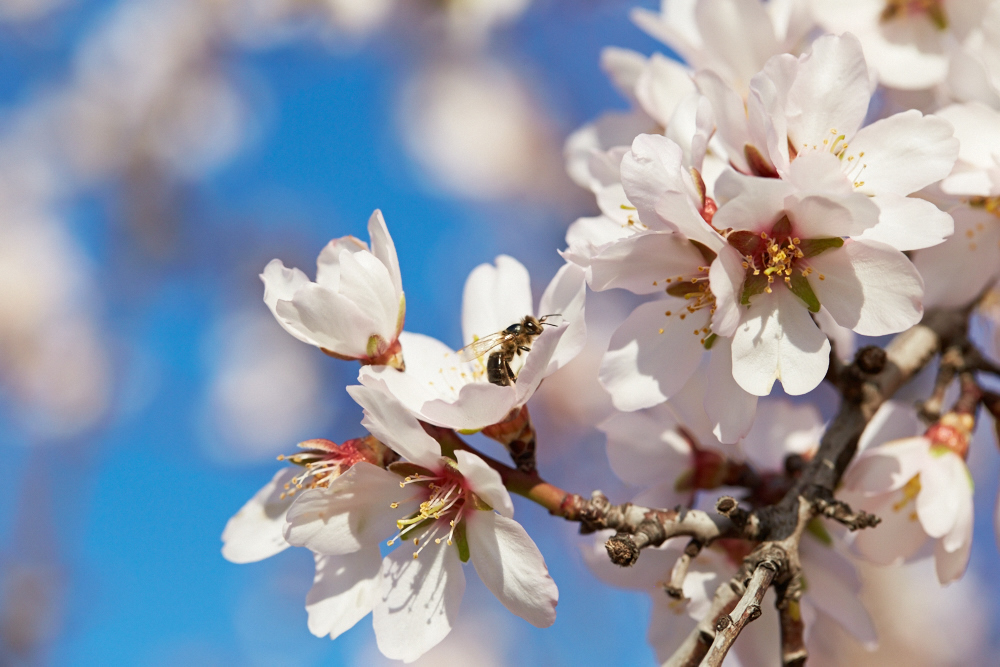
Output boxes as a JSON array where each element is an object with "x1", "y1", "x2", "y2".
[{"x1": 892, "y1": 475, "x2": 922, "y2": 515}]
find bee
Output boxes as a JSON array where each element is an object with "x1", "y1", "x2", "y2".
[{"x1": 457, "y1": 315, "x2": 560, "y2": 387}]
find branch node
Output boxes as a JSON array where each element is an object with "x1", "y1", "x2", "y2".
[
  {"x1": 605, "y1": 532, "x2": 639, "y2": 566},
  {"x1": 855, "y1": 345, "x2": 887, "y2": 374},
  {"x1": 814, "y1": 497, "x2": 881, "y2": 530}
]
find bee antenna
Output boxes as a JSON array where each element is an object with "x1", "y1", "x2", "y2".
[{"x1": 538, "y1": 313, "x2": 563, "y2": 325}]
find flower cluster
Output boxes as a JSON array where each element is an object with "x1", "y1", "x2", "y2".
[{"x1": 222, "y1": 1, "x2": 1000, "y2": 663}]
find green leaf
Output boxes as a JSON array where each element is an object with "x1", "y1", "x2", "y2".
[
  {"x1": 798, "y1": 237, "x2": 844, "y2": 258},
  {"x1": 788, "y1": 272, "x2": 821, "y2": 312},
  {"x1": 740, "y1": 273, "x2": 769, "y2": 306},
  {"x1": 454, "y1": 521, "x2": 470, "y2": 563}
]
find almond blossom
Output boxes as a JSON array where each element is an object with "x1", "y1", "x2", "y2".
[
  {"x1": 809, "y1": 0, "x2": 994, "y2": 90},
  {"x1": 261, "y1": 209, "x2": 405, "y2": 367},
  {"x1": 283, "y1": 385, "x2": 558, "y2": 663},
  {"x1": 358, "y1": 256, "x2": 585, "y2": 432},
  {"x1": 843, "y1": 404, "x2": 976, "y2": 584},
  {"x1": 703, "y1": 33, "x2": 959, "y2": 252}
]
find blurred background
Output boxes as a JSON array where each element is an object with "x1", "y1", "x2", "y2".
[{"x1": 0, "y1": 1, "x2": 998, "y2": 665}]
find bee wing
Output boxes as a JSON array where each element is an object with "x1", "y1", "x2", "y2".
[{"x1": 455, "y1": 331, "x2": 509, "y2": 361}]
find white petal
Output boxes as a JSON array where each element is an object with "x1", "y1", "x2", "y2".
[
  {"x1": 635, "y1": 53, "x2": 697, "y2": 127},
  {"x1": 537, "y1": 262, "x2": 588, "y2": 372},
  {"x1": 695, "y1": 0, "x2": 780, "y2": 91},
  {"x1": 600, "y1": 299, "x2": 709, "y2": 411},
  {"x1": 348, "y1": 385, "x2": 442, "y2": 469},
  {"x1": 260, "y1": 259, "x2": 314, "y2": 345},
  {"x1": 704, "y1": 337, "x2": 759, "y2": 444},
  {"x1": 740, "y1": 398, "x2": 823, "y2": 471},
  {"x1": 307, "y1": 549, "x2": 380, "y2": 639},
  {"x1": 860, "y1": 193, "x2": 954, "y2": 251},
  {"x1": 274, "y1": 283, "x2": 374, "y2": 358},
  {"x1": 221, "y1": 468, "x2": 297, "y2": 564},
  {"x1": 934, "y1": 530, "x2": 972, "y2": 585},
  {"x1": 913, "y1": 207, "x2": 1000, "y2": 308},
  {"x1": 374, "y1": 540, "x2": 465, "y2": 663},
  {"x1": 915, "y1": 453, "x2": 965, "y2": 539},
  {"x1": 599, "y1": 403, "x2": 691, "y2": 487},
  {"x1": 857, "y1": 402, "x2": 923, "y2": 456},
  {"x1": 565, "y1": 111, "x2": 655, "y2": 189},
  {"x1": 799, "y1": 537, "x2": 877, "y2": 649},
  {"x1": 588, "y1": 232, "x2": 706, "y2": 294},
  {"x1": 454, "y1": 450, "x2": 514, "y2": 519},
  {"x1": 849, "y1": 491, "x2": 928, "y2": 565},
  {"x1": 283, "y1": 463, "x2": 408, "y2": 555},
  {"x1": 785, "y1": 191, "x2": 879, "y2": 239},
  {"x1": 367, "y1": 209, "x2": 404, "y2": 301},
  {"x1": 785, "y1": 34, "x2": 870, "y2": 150},
  {"x1": 695, "y1": 69, "x2": 753, "y2": 172},
  {"x1": 462, "y1": 256, "x2": 533, "y2": 345},
  {"x1": 337, "y1": 249, "x2": 399, "y2": 344},
  {"x1": 511, "y1": 323, "x2": 570, "y2": 405},
  {"x1": 315, "y1": 235, "x2": 368, "y2": 291},
  {"x1": 731, "y1": 287, "x2": 830, "y2": 396},
  {"x1": 936, "y1": 102, "x2": 1000, "y2": 173},
  {"x1": 708, "y1": 244, "x2": 746, "y2": 338},
  {"x1": 806, "y1": 239, "x2": 923, "y2": 336},
  {"x1": 845, "y1": 110, "x2": 959, "y2": 196},
  {"x1": 601, "y1": 47, "x2": 647, "y2": 101},
  {"x1": 467, "y1": 511, "x2": 558, "y2": 628},
  {"x1": 712, "y1": 172, "x2": 791, "y2": 234},
  {"x1": 844, "y1": 438, "x2": 931, "y2": 494}
]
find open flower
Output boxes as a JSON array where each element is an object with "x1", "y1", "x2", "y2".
[
  {"x1": 221, "y1": 436, "x2": 394, "y2": 564},
  {"x1": 359, "y1": 256, "x2": 586, "y2": 432},
  {"x1": 283, "y1": 385, "x2": 557, "y2": 662},
  {"x1": 261, "y1": 209, "x2": 405, "y2": 366},
  {"x1": 810, "y1": 0, "x2": 992, "y2": 90},
  {"x1": 844, "y1": 406, "x2": 976, "y2": 584}
]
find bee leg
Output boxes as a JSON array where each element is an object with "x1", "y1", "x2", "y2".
[
  {"x1": 505, "y1": 359, "x2": 516, "y2": 384},
  {"x1": 518, "y1": 346, "x2": 531, "y2": 353}
]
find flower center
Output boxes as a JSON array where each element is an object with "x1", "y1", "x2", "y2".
[
  {"x1": 658, "y1": 268, "x2": 716, "y2": 345},
  {"x1": 278, "y1": 437, "x2": 386, "y2": 499},
  {"x1": 881, "y1": 0, "x2": 948, "y2": 28},
  {"x1": 388, "y1": 467, "x2": 468, "y2": 559}
]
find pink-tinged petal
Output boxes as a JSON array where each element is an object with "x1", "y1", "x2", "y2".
[
  {"x1": 283, "y1": 463, "x2": 411, "y2": 554},
  {"x1": 454, "y1": 450, "x2": 514, "y2": 519},
  {"x1": 849, "y1": 491, "x2": 928, "y2": 565},
  {"x1": 845, "y1": 110, "x2": 959, "y2": 196},
  {"x1": 936, "y1": 102, "x2": 1000, "y2": 174},
  {"x1": 307, "y1": 549, "x2": 380, "y2": 640},
  {"x1": 275, "y1": 284, "x2": 374, "y2": 358},
  {"x1": 914, "y1": 207, "x2": 1000, "y2": 309},
  {"x1": 704, "y1": 337, "x2": 759, "y2": 443},
  {"x1": 635, "y1": 53, "x2": 697, "y2": 127},
  {"x1": 845, "y1": 438, "x2": 931, "y2": 495},
  {"x1": 600, "y1": 299, "x2": 709, "y2": 411},
  {"x1": 315, "y1": 235, "x2": 368, "y2": 291},
  {"x1": 934, "y1": 530, "x2": 972, "y2": 585},
  {"x1": 665, "y1": 93, "x2": 714, "y2": 173},
  {"x1": 806, "y1": 239, "x2": 923, "y2": 336},
  {"x1": 799, "y1": 537, "x2": 878, "y2": 649},
  {"x1": 260, "y1": 260, "x2": 314, "y2": 345},
  {"x1": 462, "y1": 255, "x2": 533, "y2": 345},
  {"x1": 631, "y1": 5, "x2": 700, "y2": 64},
  {"x1": 511, "y1": 323, "x2": 569, "y2": 403},
  {"x1": 694, "y1": 69, "x2": 752, "y2": 173},
  {"x1": 564, "y1": 215, "x2": 634, "y2": 268},
  {"x1": 916, "y1": 452, "x2": 966, "y2": 539},
  {"x1": 373, "y1": 540, "x2": 465, "y2": 663},
  {"x1": 712, "y1": 172, "x2": 791, "y2": 233},
  {"x1": 857, "y1": 402, "x2": 923, "y2": 456},
  {"x1": 467, "y1": 512, "x2": 558, "y2": 628},
  {"x1": 538, "y1": 262, "x2": 588, "y2": 372},
  {"x1": 708, "y1": 244, "x2": 745, "y2": 338},
  {"x1": 348, "y1": 385, "x2": 442, "y2": 469},
  {"x1": 600, "y1": 47, "x2": 647, "y2": 102},
  {"x1": 860, "y1": 194, "x2": 954, "y2": 251},
  {"x1": 939, "y1": 457, "x2": 974, "y2": 553},
  {"x1": 784, "y1": 150, "x2": 854, "y2": 197},
  {"x1": 417, "y1": 383, "x2": 518, "y2": 433},
  {"x1": 785, "y1": 34, "x2": 871, "y2": 151},
  {"x1": 599, "y1": 404, "x2": 691, "y2": 487},
  {"x1": 785, "y1": 192, "x2": 880, "y2": 239},
  {"x1": 731, "y1": 287, "x2": 830, "y2": 396},
  {"x1": 749, "y1": 52, "x2": 799, "y2": 173},
  {"x1": 367, "y1": 209, "x2": 403, "y2": 299},
  {"x1": 221, "y1": 467, "x2": 297, "y2": 564},
  {"x1": 589, "y1": 232, "x2": 706, "y2": 295}
]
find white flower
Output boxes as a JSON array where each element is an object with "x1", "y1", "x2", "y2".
[
  {"x1": 843, "y1": 407, "x2": 976, "y2": 584},
  {"x1": 359, "y1": 256, "x2": 586, "y2": 432},
  {"x1": 220, "y1": 436, "x2": 393, "y2": 564},
  {"x1": 261, "y1": 209, "x2": 405, "y2": 365},
  {"x1": 284, "y1": 385, "x2": 558, "y2": 663},
  {"x1": 632, "y1": 0, "x2": 814, "y2": 97},
  {"x1": 810, "y1": 0, "x2": 993, "y2": 90},
  {"x1": 704, "y1": 33, "x2": 959, "y2": 252},
  {"x1": 945, "y1": 1, "x2": 1000, "y2": 107}
]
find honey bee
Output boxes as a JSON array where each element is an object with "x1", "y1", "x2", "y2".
[{"x1": 457, "y1": 315, "x2": 560, "y2": 386}]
